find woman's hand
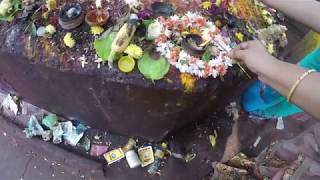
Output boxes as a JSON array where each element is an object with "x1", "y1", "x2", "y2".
[
  {"x1": 228, "y1": 40, "x2": 277, "y2": 75},
  {"x1": 229, "y1": 40, "x2": 320, "y2": 120}
]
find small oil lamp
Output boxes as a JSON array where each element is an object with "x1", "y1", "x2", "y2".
[
  {"x1": 85, "y1": 0, "x2": 109, "y2": 26},
  {"x1": 182, "y1": 34, "x2": 206, "y2": 57},
  {"x1": 59, "y1": 3, "x2": 84, "y2": 30}
]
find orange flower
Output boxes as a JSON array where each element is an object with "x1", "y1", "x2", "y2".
[
  {"x1": 190, "y1": 28, "x2": 201, "y2": 35},
  {"x1": 189, "y1": 57, "x2": 198, "y2": 64},
  {"x1": 182, "y1": 17, "x2": 190, "y2": 26},
  {"x1": 176, "y1": 21, "x2": 185, "y2": 32},
  {"x1": 204, "y1": 62, "x2": 212, "y2": 78},
  {"x1": 169, "y1": 48, "x2": 180, "y2": 62},
  {"x1": 155, "y1": 35, "x2": 168, "y2": 44},
  {"x1": 166, "y1": 19, "x2": 175, "y2": 29},
  {"x1": 196, "y1": 18, "x2": 207, "y2": 26},
  {"x1": 217, "y1": 64, "x2": 227, "y2": 76}
]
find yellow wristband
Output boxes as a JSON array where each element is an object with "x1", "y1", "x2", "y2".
[{"x1": 287, "y1": 69, "x2": 316, "y2": 103}]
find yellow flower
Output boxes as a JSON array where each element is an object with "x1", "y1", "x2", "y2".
[
  {"x1": 45, "y1": 24, "x2": 56, "y2": 35},
  {"x1": 47, "y1": 0, "x2": 56, "y2": 11},
  {"x1": 264, "y1": 16, "x2": 274, "y2": 25},
  {"x1": 63, "y1": 33, "x2": 75, "y2": 48},
  {"x1": 215, "y1": 0, "x2": 222, "y2": 7},
  {"x1": 267, "y1": 43, "x2": 274, "y2": 54},
  {"x1": 180, "y1": 73, "x2": 196, "y2": 93},
  {"x1": 235, "y1": 32, "x2": 244, "y2": 42},
  {"x1": 190, "y1": 28, "x2": 201, "y2": 36},
  {"x1": 90, "y1": 26, "x2": 104, "y2": 36},
  {"x1": 202, "y1": 1, "x2": 212, "y2": 10},
  {"x1": 228, "y1": 4, "x2": 238, "y2": 15},
  {"x1": 124, "y1": 44, "x2": 143, "y2": 59}
]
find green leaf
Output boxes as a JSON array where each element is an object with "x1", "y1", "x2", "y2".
[
  {"x1": 94, "y1": 32, "x2": 117, "y2": 61},
  {"x1": 143, "y1": 19, "x2": 155, "y2": 40},
  {"x1": 138, "y1": 52, "x2": 170, "y2": 81},
  {"x1": 143, "y1": 19, "x2": 154, "y2": 28},
  {"x1": 42, "y1": 113, "x2": 58, "y2": 130},
  {"x1": 25, "y1": 22, "x2": 37, "y2": 37},
  {"x1": 202, "y1": 47, "x2": 212, "y2": 62}
]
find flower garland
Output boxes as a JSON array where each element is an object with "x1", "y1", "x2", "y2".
[{"x1": 148, "y1": 12, "x2": 234, "y2": 78}]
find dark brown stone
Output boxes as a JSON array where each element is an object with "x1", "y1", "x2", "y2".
[{"x1": 0, "y1": 11, "x2": 251, "y2": 142}]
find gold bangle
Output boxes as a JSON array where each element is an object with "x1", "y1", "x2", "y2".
[{"x1": 287, "y1": 69, "x2": 316, "y2": 103}]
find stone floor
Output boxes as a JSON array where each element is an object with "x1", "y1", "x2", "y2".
[
  {"x1": 0, "y1": 94, "x2": 317, "y2": 180},
  {"x1": 0, "y1": 12, "x2": 315, "y2": 180}
]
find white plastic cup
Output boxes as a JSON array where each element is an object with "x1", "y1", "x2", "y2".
[{"x1": 125, "y1": 150, "x2": 141, "y2": 168}]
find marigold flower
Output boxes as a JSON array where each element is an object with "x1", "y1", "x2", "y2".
[
  {"x1": 46, "y1": 0, "x2": 57, "y2": 11},
  {"x1": 91, "y1": 26, "x2": 104, "y2": 36},
  {"x1": 202, "y1": 1, "x2": 212, "y2": 10},
  {"x1": 124, "y1": 44, "x2": 143, "y2": 59},
  {"x1": 63, "y1": 33, "x2": 75, "y2": 48},
  {"x1": 180, "y1": 73, "x2": 196, "y2": 93}
]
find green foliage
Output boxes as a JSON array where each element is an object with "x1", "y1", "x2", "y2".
[
  {"x1": 138, "y1": 52, "x2": 170, "y2": 81},
  {"x1": 143, "y1": 19, "x2": 154, "y2": 28},
  {"x1": 25, "y1": 22, "x2": 37, "y2": 37},
  {"x1": 143, "y1": 19, "x2": 154, "y2": 40},
  {"x1": 94, "y1": 32, "x2": 117, "y2": 61},
  {"x1": 202, "y1": 46, "x2": 212, "y2": 62},
  {"x1": 0, "y1": 0, "x2": 22, "y2": 22}
]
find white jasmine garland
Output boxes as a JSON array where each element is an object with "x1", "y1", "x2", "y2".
[
  {"x1": 164, "y1": 28, "x2": 172, "y2": 37},
  {"x1": 224, "y1": 57, "x2": 233, "y2": 67},
  {"x1": 185, "y1": 12, "x2": 201, "y2": 22},
  {"x1": 153, "y1": 12, "x2": 235, "y2": 78},
  {"x1": 170, "y1": 15, "x2": 179, "y2": 21},
  {"x1": 212, "y1": 69, "x2": 219, "y2": 78}
]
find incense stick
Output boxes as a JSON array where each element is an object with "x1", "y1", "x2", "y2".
[
  {"x1": 236, "y1": 62, "x2": 252, "y2": 79},
  {"x1": 212, "y1": 39, "x2": 252, "y2": 79}
]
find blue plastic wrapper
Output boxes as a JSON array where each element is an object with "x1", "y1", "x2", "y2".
[{"x1": 24, "y1": 115, "x2": 45, "y2": 138}]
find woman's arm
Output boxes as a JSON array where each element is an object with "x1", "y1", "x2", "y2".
[
  {"x1": 261, "y1": 0, "x2": 320, "y2": 33},
  {"x1": 229, "y1": 41, "x2": 320, "y2": 119}
]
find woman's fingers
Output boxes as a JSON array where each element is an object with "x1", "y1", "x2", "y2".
[
  {"x1": 227, "y1": 41, "x2": 257, "y2": 61},
  {"x1": 238, "y1": 42, "x2": 250, "y2": 50},
  {"x1": 227, "y1": 48, "x2": 247, "y2": 61}
]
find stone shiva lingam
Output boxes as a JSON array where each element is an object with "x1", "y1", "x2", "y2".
[{"x1": 0, "y1": 0, "x2": 287, "y2": 141}]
